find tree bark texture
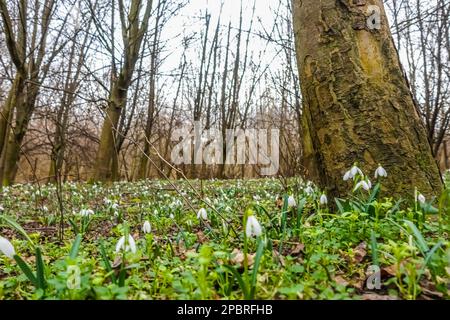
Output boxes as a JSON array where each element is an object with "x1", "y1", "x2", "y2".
[{"x1": 292, "y1": 0, "x2": 442, "y2": 199}]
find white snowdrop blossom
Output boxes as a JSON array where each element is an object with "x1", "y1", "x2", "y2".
[
  {"x1": 115, "y1": 235, "x2": 137, "y2": 254},
  {"x1": 374, "y1": 165, "x2": 387, "y2": 178},
  {"x1": 417, "y1": 193, "x2": 426, "y2": 204},
  {"x1": 79, "y1": 209, "x2": 94, "y2": 217},
  {"x1": 246, "y1": 215, "x2": 262, "y2": 238},
  {"x1": 320, "y1": 194, "x2": 328, "y2": 205},
  {"x1": 197, "y1": 208, "x2": 208, "y2": 221},
  {"x1": 287, "y1": 196, "x2": 297, "y2": 208},
  {"x1": 169, "y1": 213, "x2": 175, "y2": 219},
  {"x1": 354, "y1": 179, "x2": 372, "y2": 192},
  {"x1": 142, "y1": 221, "x2": 152, "y2": 234},
  {"x1": 0, "y1": 237, "x2": 15, "y2": 259},
  {"x1": 344, "y1": 165, "x2": 364, "y2": 181},
  {"x1": 304, "y1": 185, "x2": 314, "y2": 195},
  {"x1": 111, "y1": 203, "x2": 119, "y2": 210}
]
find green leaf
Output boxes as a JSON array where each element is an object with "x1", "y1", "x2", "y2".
[
  {"x1": 370, "y1": 230, "x2": 378, "y2": 266},
  {"x1": 250, "y1": 238, "x2": 265, "y2": 299},
  {"x1": 335, "y1": 198, "x2": 345, "y2": 214},
  {"x1": 68, "y1": 217, "x2": 79, "y2": 235},
  {"x1": 69, "y1": 234, "x2": 83, "y2": 259},
  {"x1": 0, "y1": 215, "x2": 35, "y2": 248},
  {"x1": 13, "y1": 255, "x2": 38, "y2": 287},
  {"x1": 35, "y1": 247, "x2": 46, "y2": 290},
  {"x1": 224, "y1": 265, "x2": 249, "y2": 299},
  {"x1": 296, "y1": 198, "x2": 307, "y2": 230},
  {"x1": 367, "y1": 183, "x2": 381, "y2": 204},
  {"x1": 99, "y1": 241, "x2": 116, "y2": 283},
  {"x1": 424, "y1": 241, "x2": 443, "y2": 267},
  {"x1": 404, "y1": 220, "x2": 429, "y2": 254}
]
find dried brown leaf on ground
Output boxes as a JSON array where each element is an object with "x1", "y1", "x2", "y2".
[
  {"x1": 361, "y1": 293, "x2": 399, "y2": 300},
  {"x1": 290, "y1": 243, "x2": 305, "y2": 256},
  {"x1": 231, "y1": 248, "x2": 254, "y2": 267},
  {"x1": 353, "y1": 241, "x2": 367, "y2": 263}
]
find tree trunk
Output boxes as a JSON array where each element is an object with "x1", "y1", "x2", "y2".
[{"x1": 292, "y1": 0, "x2": 442, "y2": 199}]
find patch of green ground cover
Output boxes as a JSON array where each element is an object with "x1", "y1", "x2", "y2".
[{"x1": 0, "y1": 173, "x2": 448, "y2": 300}]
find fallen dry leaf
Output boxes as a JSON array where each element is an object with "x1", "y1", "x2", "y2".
[
  {"x1": 353, "y1": 241, "x2": 367, "y2": 263},
  {"x1": 361, "y1": 293, "x2": 399, "y2": 300},
  {"x1": 231, "y1": 248, "x2": 254, "y2": 267},
  {"x1": 334, "y1": 275, "x2": 350, "y2": 287},
  {"x1": 290, "y1": 243, "x2": 305, "y2": 256}
]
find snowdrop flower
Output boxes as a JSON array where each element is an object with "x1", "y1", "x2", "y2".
[
  {"x1": 287, "y1": 196, "x2": 297, "y2": 208},
  {"x1": 320, "y1": 194, "x2": 328, "y2": 205},
  {"x1": 79, "y1": 209, "x2": 94, "y2": 217},
  {"x1": 197, "y1": 208, "x2": 208, "y2": 221},
  {"x1": 354, "y1": 179, "x2": 372, "y2": 192},
  {"x1": 169, "y1": 213, "x2": 175, "y2": 219},
  {"x1": 111, "y1": 203, "x2": 119, "y2": 210},
  {"x1": 142, "y1": 221, "x2": 152, "y2": 234},
  {"x1": 115, "y1": 235, "x2": 137, "y2": 254},
  {"x1": 42, "y1": 206, "x2": 49, "y2": 212},
  {"x1": 246, "y1": 215, "x2": 262, "y2": 238},
  {"x1": 417, "y1": 193, "x2": 426, "y2": 204},
  {"x1": 374, "y1": 165, "x2": 387, "y2": 178},
  {"x1": 0, "y1": 237, "x2": 15, "y2": 259},
  {"x1": 304, "y1": 185, "x2": 314, "y2": 195},
  {"x1": 344, "y1": 165, "x2": 364, "y2": 181}
]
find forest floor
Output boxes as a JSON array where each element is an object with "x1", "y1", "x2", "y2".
[{"x1": 0, "y1": 177, "x2": 448, "y2": 300}]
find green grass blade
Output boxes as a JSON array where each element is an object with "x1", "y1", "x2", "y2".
[
  {"x1": 404, "y1": 220, "x2": 429, "y2": 254},
  {"x1": 99, "y1": 241, "x2": 116, "y2": 283},
  {"x1": 0, "y1": 215, "x2": 35, "y2": 248},
  {"x1": 13, "y1": 255, "x2": 38, "y2": 287},
  {"x1": 224, "y1": 265, "x2": 249, "y2": 299},
  {"x1": 250, "y1": 238, "x2": 265, "y2": 299},
  {"x1": 370, "y1": 230, "x2": 378, "y2": 266},
  {"x1": 35, "y1": 247, "x2": 46, "y2": 290},
  {"x1": 69, "y1": 234, "x2": 83, "y2": 259}
]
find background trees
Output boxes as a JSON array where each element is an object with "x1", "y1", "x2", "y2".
[{"x1": 0, "y1": 0, "x2": 448, "y2": 186}]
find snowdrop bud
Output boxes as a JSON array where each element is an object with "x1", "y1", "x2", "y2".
[
  {"x1": 374, "y1": 165, "x2": 388, "y2": 178},
  {"x1": 197, "y1": 208, "x2": 208, "y2": 220},
  {"x1": 245, "y1": 215, "x2": 262, "y2": 238},
  {"x1": 320, "y1": 194, "x2": 328, "y2": 205},
  {"x1": 0, "y1": 237, "x2": 16, "y2": 259},
  {"x1": 417, "y1": 193, "x2": 426, "y2": 204},
  {"x1": 142, "y1": 221, "x2": 151, "y2": 234},
  {"x1": 287, "y1": 196, "x2": 297, "y2": 208}
]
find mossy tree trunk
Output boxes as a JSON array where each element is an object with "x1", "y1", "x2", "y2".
[{"x1": 292, "y1": 0, "x2": 442, "y2": 199}]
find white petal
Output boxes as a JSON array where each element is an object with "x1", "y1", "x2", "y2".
[
  {"x1": 287, "y1": 196, "x2": 296, "y2": 207},
  {"x1": 320, "y1": 194, "x2": 328, "y2": 205},
  {"x1": 418, "y1": 194, "x2": 426, "y2": 204},
  {"x1": 128, "y1": 235, "x2": 137, "y2": 254},
  {"x1": 143, "y1": 221, "x2": 151, "y2": 234},
  {"x1": 0, "y1": 237, "x2": 15, "y2": 259},
  {"x1": 343, "y1": 171, "x2": 351, "y2": 181},
  {"x1": 115, "y1": 236, "x2": 125, "y2": 253},
  {"x1": 253, "y1": 220, "x2": 262, "y2": 237},
  {"x1": 245, "y1": 218, "x2": 253, "y2": 238}
]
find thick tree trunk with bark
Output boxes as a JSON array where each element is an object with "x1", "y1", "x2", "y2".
[{"x1": 292, "y1": 0, "x2": 442, "y2": 199}]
